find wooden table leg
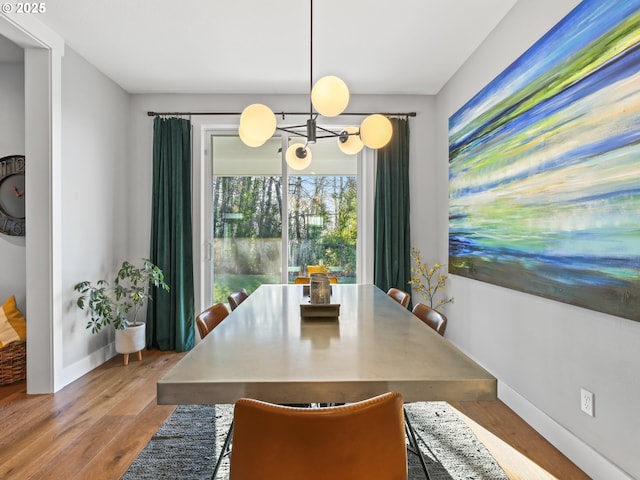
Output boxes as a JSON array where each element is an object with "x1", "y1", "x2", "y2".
[
  {"x1": 137, "y1": 350, "x2": 142, "y2": 361},
  {"x1": 123, "y1": 353, "x2": 129, "y2": 366}
]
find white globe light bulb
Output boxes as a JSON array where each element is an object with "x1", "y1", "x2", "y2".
[
  {"x1": 285, "y1": 143, "x2": 312, "y2": 170},
  {"x1": 311, "y1": 76, "x2": 349, "y2": 117},
  {"x1": 239, "y1": 104, "x2": 276, "y2": 146},
  {"x1": 360, "y1": 114, "x2": 393, "y2": 149},
  {"x1": 337, "y1": 126, "x2": 364, "y2": 155},
  {"x1": 238, "y1": 124, "x2": 266, "y2": 147}
]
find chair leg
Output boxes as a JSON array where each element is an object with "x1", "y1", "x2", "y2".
[
  {"x1": 404, "y1": 407, "x2": 431, "y2": 479},
  {"x1": 211, "y1": 420, "x2": 233, "y2": 480}
]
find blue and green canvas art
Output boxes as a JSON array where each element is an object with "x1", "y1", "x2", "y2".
[{"x1": 448, "y1": 0, "x2": 640, "y2": 321}]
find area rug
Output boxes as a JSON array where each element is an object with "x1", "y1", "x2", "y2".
[{"x1": 123, "y1": 402, "x2": 508, "y2": 480}]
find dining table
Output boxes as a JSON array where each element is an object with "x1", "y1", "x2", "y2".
[{"x1": 157, "y1": 283, "x2": 497, "y2": 406}]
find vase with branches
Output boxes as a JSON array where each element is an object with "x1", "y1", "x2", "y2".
[{"x1": 408, "y1": 247, "x2": 454, "y2": 312}]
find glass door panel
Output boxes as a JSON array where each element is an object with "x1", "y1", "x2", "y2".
[
  {"x1": 286, "y1": 136, "x2": 358, "y2": 284},
  {"x1": 211, "y1": 136, "x2": 283, "y2": 303}
]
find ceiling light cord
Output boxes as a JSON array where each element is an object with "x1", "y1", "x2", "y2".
[{"x1": 310, "y1": 0, "x2": 314, "y2": 122}]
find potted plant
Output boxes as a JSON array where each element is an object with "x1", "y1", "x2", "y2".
[{"x1": 74, "y1": 259, "x2": 169, "y2": 363}]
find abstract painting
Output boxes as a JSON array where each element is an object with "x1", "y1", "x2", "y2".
[{"x1": 448, "y1": 0, "x2": 640, "y2": 321}]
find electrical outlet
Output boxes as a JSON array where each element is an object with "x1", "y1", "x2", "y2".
[{"x1": 581, "y1": 388, "x2": 594, "y2": 417}]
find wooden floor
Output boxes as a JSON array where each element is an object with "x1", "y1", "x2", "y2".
[{"x1": 0, "y1": 349, "x2": 590, "y2": 480}]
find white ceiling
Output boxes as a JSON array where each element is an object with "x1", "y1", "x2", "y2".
[{"x1": 4, "y1": 0, "x2": 520, "y2": 95}]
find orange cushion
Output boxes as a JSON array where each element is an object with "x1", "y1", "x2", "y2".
[{"x1": 0, "y1": 296, "x2": 26, "y2": 347}]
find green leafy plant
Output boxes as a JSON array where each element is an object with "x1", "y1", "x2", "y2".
[
  {"x1": 74, "y1": 259, "x2": 169, "y2": 333},
  {"x1": 408, "y1": 247, "x2": 454, "y2": 312}
]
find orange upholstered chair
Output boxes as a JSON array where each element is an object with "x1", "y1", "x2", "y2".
[
  {"x1": 294, "y1": 276, "x2": 337, "y2": 284},
  {"x1": 412, "y1": 303, "x2": 447, "y2": 336},
  {"x1": 228, "y1": 288, "x2": 249, "y2": 311},
  {"x1": 195, "y1": 303, "x2": 229, "y2": 340},
  {"x1": 229, "y1": 391, "x2": 407, "y2": 480},
  {"x1": 306, "y1": 265, "x2": 329, "y2": 275},
  {"x1": 387, "y1": 288, "x2": 411, "y2": 308}
]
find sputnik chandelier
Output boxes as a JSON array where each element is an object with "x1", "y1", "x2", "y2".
[{"x1": 237, "y1": 0, "x2": 393, "y2": 170}]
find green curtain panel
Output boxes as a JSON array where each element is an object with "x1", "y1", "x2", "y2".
[
  {"x1": 147, "y1": 117, "x2": 195, "y2": 352},
  {"x1": 374, "y1": 117, "x2": 411, "y2": 305}
]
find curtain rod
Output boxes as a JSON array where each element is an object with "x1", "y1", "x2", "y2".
[{"x1": 147, "y1": 111, "x2": 416, "y2": 118}]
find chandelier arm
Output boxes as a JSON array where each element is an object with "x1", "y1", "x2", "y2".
[
  {"x1": 315, "y1": 124, "x2": 343, "y2": 136},
  {"x1": 277, "y1": 123, "x2": 308, "y2": 130},
  {"x1": 277, "y1": 125, "x2": 309, "y2": 135},
  {"x1": 315, "y1": 132, "x2": 342, "y2": 139}
]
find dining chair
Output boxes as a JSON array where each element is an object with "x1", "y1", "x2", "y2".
[
  {"x1": 387, "y1": 288, "x2": 411, "y2": 308},
  {"x1": 228, "y1": 288, "x2": 249, "y2": 311},
  {"x1": 228, "y1": 391, "x2": 407, "y2": 480},
  {"x1": 196, "y1": 302, "x2": 233, "y2": 478},
  {"x1": 306, "y1": 265, "x2": 329, "y2": 275},
  {"x1": 412, "y1": 302, "x2": 447, "y2": 336},
  {"x1": 195, "y1": 303, "x2": 229, "y2": 340},
  {"x1": 294, "y1": 276, "x2": 337, "y2": 284}
]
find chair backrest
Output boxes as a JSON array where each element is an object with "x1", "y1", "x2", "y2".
[
  {"x1": 229, "y1": 392, "x2": 407, "y2": 480},
  {"x1": 387, "y1": 288, "x2": 411, "y2": 308},
  {"x1": 228, "y1": 288, "x2": 249, "y2": 311},
  {"x1": 306, "y1": 265, "x2": 329, "y2": 275},
  {"x1": 294, "y1": 276, "x2": 338, "y2": 284},
  {"x1": 412, "y1": 303, "x2": 447, "y2": 336},
  {"x1": 195, "y1": 303, "x2": 229, "y2": 340}
]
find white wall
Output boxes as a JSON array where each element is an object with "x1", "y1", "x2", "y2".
[
  {"x1": 435, "y1": 1, "x2": 639, "y2": 478},
  {"x1": 58, "y1": 47, "x2": 130, "y2": 384},
  {"x1": 0, "y1": 62, "x2": 25, "y2": 312}
]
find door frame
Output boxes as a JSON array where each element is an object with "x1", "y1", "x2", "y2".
[
  {"x1": 192, "y1": 120, "x2": 375, "y2": 317},
  {"x1": 1, "y1": 13, "x2": 64, "y2": 393}
]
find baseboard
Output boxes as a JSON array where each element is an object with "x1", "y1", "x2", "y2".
[
  {"x1": 58, "y1": 343, "x2": 116, "y2": 391},
  {"x1": 498, "y1": 381, "x2": 633, "y2": 480}
]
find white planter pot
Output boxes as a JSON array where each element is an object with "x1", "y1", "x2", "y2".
[{"x1": 115, "y1": 323, "x2": 146, "y2": 364}]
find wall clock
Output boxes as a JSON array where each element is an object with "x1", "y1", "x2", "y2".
[{"x1": 0, "y1": 155, "x2": 25, "y2": 236}]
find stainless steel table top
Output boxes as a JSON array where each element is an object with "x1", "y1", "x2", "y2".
[{"x1": 157, "y1": 284, "x2": 497, "y2": 405}]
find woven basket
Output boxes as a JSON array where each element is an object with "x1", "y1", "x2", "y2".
[{"x1": 0, "y1": 341, "x2": 26, "y2": 386}]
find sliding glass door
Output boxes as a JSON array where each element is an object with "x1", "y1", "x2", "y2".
[{"x1": 209, "y1": 132, "x2": 359, "y2": 304}]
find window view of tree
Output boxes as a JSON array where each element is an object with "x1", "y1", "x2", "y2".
[
  {"x1": 213, "y1": 176, "x2": 282, "y2": 240},
  {"x1": 212, "y1": 174, "x2": 357, "y2": 303},
  {"x1": 212, "y1": 176, "x2": 282, "y2": 303},
  {"x1": 288, "y1": 176, "x2": 357, "y2": 282}
]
